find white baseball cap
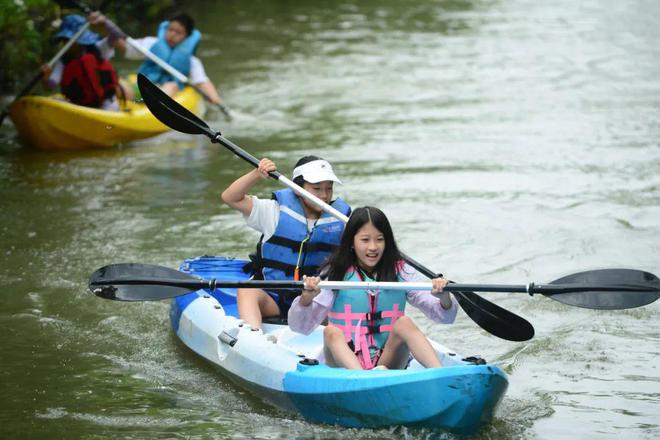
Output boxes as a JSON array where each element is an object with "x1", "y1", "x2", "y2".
[{"x1": 292, "y1": 159, "x2": 342, "y2": 184}]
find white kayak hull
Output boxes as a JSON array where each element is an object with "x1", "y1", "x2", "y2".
[{"x1": 170, "y1": 256, "x2": 508, "y2": 434}]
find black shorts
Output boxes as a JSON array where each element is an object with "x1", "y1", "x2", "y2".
[{"x1": 264, "y1": 289, "x2": 302, "y2": 314}]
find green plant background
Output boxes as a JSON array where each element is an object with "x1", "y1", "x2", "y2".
[{"x1": 0, "y1": 0, "x2": 179, "y2": 94}]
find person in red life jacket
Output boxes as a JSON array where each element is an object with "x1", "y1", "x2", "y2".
[
  {"x1": 40, "y1": 14, "x2": 121, "y2": 110},
  {"x1": 288, "y1": 206, "x2": 458, "y2": 370},
  {"x1": 92, "y1": 12, "x2": 225, "y2": 106},
  {"x1": 221, "y1": 156, "x2": 351, "y2": 330}
]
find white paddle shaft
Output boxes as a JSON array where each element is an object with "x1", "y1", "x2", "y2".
[
  {"x1": 278, "y1": 175, "x2": 350, "y2": 222},
  {"x1": 317, "y1": 280, "x2": 434, "y2": 291}
]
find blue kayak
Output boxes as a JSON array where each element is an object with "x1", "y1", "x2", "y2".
[{"x1": 170, "y1": 256, "x2": 508, "y2": 434}]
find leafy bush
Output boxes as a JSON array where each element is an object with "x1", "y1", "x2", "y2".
[
  {"x1": 0, "y1": 0, "x2": 179, "y2": 94},
  {"x1": 0, "y1": 0, "x2": 59, "y2": 93}
]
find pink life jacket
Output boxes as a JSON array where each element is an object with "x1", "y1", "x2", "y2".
[{"x1": 327, "y1": 265, "x2": 406, "y2": 369}]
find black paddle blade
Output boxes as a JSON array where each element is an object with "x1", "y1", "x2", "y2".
[
  {"x1": 402, "y1": 252, "x2": 535, "y2": 341},
  {"x1": 455, "y1": 291, "x2": 535, "y2": 341},
  {"x1": 89, "y1": 263, "x2": 202, "y2": 301},
  {"x1": 137, "y1": 74, "x2": 212, "y2": 136},
  {"x1": 547, "y1": 269, "x2": 660, "y2": 309}
]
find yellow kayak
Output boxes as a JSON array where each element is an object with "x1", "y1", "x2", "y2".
[{"x1": 8, "y1": 85, "x2": 203, "y2": 150}]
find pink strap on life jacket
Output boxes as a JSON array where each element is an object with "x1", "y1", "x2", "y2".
[
  {"x1": 328, "y1": 305, "x2": 371, "y2": 337},
  {"x1": 328, "y1": 303, "x2": 366, "y2": 326},
  {"x1": 328, "y1": 266, "x2": 408, "y2": 370},
  {"x1": 327, "y1": 304, "x2": 377, "y2": 369},
  {"x1": 377, "y1": 304, "x2": 404, "y2": 332}
]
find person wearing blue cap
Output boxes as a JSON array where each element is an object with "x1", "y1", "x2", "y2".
[{"x1": 41, "y1": 14, "x2": 123, "y2": 110}]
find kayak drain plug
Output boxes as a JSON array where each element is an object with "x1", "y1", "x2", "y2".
[{"x1": 299, "y1": 358, "x2": 319, "y2": 366}]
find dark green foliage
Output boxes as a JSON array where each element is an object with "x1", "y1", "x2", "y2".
[
  {"x1": 0, "y1": 0, "x2": 181, "y2": 94},
  {"x1": 100, "y1": 0, "x2": 179, "y2": 36},
  {"x1": 0, "y1": 0, "x2": 58, "y2": 93}
]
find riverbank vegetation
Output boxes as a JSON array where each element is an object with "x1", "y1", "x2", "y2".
[{"x1": 0, "y1": 0, "x2": 179, "y2": 94}]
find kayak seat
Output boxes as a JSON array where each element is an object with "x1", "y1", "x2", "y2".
[{"x1": 273, "y1": 326, "x2": 325, "y2": 362}]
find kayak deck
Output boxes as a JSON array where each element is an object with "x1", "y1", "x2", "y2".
[{"x1": 171, "y1": 256, "x2": 508, "y2": 434}]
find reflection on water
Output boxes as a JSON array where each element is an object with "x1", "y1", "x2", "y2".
[{"x1": 1, "y1": 0, "x2": 659, "y2": 438}]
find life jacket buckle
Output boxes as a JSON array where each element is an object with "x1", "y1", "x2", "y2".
[{"x1": 365, "y1": 311, "x2": 383, "y2": 321}]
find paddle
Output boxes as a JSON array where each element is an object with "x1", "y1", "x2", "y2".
[
  {"x1": 57, "y1": 0, "x2": 232, "y2": 121},
  {"x1": 136, "y1": 74, "x2": 538, "y2": 341},
  {"x1": 89, "y1": 263, "x2": 660, "y2": 309},
  {"x1": 0, "y1": 21, "x2": 93, "y2": 126}
]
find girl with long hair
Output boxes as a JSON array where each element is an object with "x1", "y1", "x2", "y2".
[{"x1": 288, "y1": 206, "x2": 457, "y2": 370}]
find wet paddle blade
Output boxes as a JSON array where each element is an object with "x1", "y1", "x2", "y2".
[
  {"x1": 402, "y1": 252, "x2": 535, "y2": 341},
  {"x1": 89, "y1": 263, "x2": 202, "y2": 301},
  {"x1": 454, "y1": 291, "x2": 535, "y2": 341},
  {"x1": 546, "y1": 269, "x2": 660, "y2": 309},
  {"x1": 137, "y1": 74, "x2": 213, "y2": 136}
]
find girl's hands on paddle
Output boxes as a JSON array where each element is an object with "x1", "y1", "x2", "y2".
[
  {"x1": 301, "y1": 275, "x2": 321, "y2": 306},
  {"x1": 430, "y1": 277, "x2": 448, "y2": 294},
  {"x1": 256, "y1": 158, "x2": 276, "y2": 179},
  {"x1": 431, "y1": 277, "x2": 453, "y2": 310}
]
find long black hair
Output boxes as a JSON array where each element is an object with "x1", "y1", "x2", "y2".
[
  {"x1": 170, "y1": 13, "x2": 195, "y2": 36},
  {"x1": 61, "y1": 43, "x2": 102, "y2": 63},
  {"x1": 323, "y1": 206, "x2": 403, "y2": 282}
]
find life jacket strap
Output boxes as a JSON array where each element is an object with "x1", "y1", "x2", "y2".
[
  {"x1": 375, "y1": 305, "x2": 404, "y2": 332},
  {"x1": 253, "y1": 257, "x2": 318, "y2": 277},
  {"x1": 266, "y1": 235, "x2": 337, "y2": 253},
  {"x1": 346, "y1": 337, "x2": 382, "y2": 370},
  {"x1": 328, "y1": 305, "x2": 368, "y2": 323},
  {"x1": 366, "y1": 324, "x2": 381, "y2": 334}
]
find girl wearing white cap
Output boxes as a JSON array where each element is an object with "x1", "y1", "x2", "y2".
[{"x1": 221, "y1": 156, "x2": 351, "y2": 330}]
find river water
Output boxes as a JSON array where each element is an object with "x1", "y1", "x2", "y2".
[{"x1": 1, "y1": 0, "x2": 659, "y2": 438}]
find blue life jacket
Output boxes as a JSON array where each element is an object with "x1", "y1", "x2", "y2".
[
  {"x1": 328, "y1": 268, "x2": 407, "y2": 369},
  {"x1": 258, "y1": 188, "x2": 350, "y2": 283},
  {"x1": 138, "y1": 21, "x2": 201, "y2": 89}
]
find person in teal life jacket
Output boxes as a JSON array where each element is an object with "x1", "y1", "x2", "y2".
[
  {"x1": 93, "y1": 12, "x2": 224, "y2": 105},
  {"x1": 221, "y1": 156, "x2": 351, "y2": 330},
  {"x1": 288, "y1": 206, "x2": 458, "y2": 370},
  {"x1": 40, "y1": 14, "x2": 121, "y2": 110}
]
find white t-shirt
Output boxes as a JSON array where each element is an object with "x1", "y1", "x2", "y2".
[
  {"x1": 245, "y1": 196, "x2": 316, "y2": 242},
  {"x1": 124, "y1": 36, "x2": 210, "y2": 85}
]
